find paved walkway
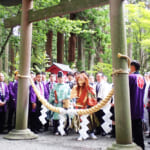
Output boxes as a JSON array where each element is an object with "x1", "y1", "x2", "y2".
[{"x1": 0, "y1": 132, "x2": 150, "y2": 150}]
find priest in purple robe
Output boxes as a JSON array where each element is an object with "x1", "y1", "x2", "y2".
[
  {"x1": 129, "y1": 60, "x2": 146, "y2": 150},
  {"x1": 0, "y1": 73, "x2": 9, "y2": 133}
]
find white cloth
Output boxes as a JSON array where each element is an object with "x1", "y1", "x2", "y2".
[
  {"x1": 143, "y1": 82, "x2": 150, "y2": 131},
  {"x1": 96, "y1": 81, "x2": 112, "y2": 134},
  {"x1": 97, "y1": 81, "x2": 111, "y2": 100}
]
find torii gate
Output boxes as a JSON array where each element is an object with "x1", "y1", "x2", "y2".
[{"x1": 2, "y1": 0, "x2": 141, "y2": 149}]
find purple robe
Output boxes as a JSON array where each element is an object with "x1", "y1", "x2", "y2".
[
  {"x1": 147, "y1": 86, "x2": 150, "y2": 112},
  {"x1": 0, "y1": 82, "x2": 9, "y2": 112},
  {"x1": 8, "y1": 81, "x2": 18, "y2": 109},
  {"x1": 13, "y1": 81, "x2": 18, "y2": 102},
  {"x1": 29, "y1": 81, "x2": 49, "y2": 112},
  {"x1": 129, "y1": 74, "x2": 146, "y2": 120},
  {"x1": 46, "y1": 81, "x2": 56, "y2": 99},
  {"x1": 8, "y1": 81, "x2": 15, "y2": 99},
  {"x1": 148, "y1": 86, "x2": 150, "y2": 99}
]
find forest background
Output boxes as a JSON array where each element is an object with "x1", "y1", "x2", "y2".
[{"x1": 0, "y1": 0, "x2": 150, "y2": 82}]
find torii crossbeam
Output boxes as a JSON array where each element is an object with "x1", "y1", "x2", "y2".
[
  {"x1": 2, "y1": 0, "x2": 141, "y2": 150},
  {"x1": 4, "y1": 0, "x2": 109, "y2": 28}
]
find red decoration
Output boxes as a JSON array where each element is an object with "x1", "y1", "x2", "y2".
[{"x1": 137, "y1": 75, "x2": 144, "y2": 89}]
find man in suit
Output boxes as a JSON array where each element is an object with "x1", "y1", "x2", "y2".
[
  {"x1": 45, "y1": 73, "x2": 56, "y2": 130},
  {"x1": 95, "y1": 72, "x2": 111, "y2": 136},
  {"x1": 0, "y1": 73, "x2": 9, "y2": 133},
  {"x1": 66, "y1": 72, "x2": 74, "y2": 89},
  {"x1": 46, "y1": 73, "x2": 56, "y2": 98}
]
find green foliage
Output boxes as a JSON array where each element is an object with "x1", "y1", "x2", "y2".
[
  {"x1": 125, "y1": 2, "x2": 150, "y2": 71},
  {"x1": 46, "y1": 17, "x2": 93, "y2": 35},
  {"x1": 34, "y1": 0, "x2": 60, "y2": 9},
  {"x1": 87, "y1": 62, "x2": 112, "y2": 82},
  {"x1": 76, "y1": 60, "x2": 83, "y2": 72},
  {"x1": 77, "y1": 6, "x2": 112, "y2": 68},
  {"x1": 0, "y1": 4, "x2": 21, "y2": 61},
  {"x1": 2, "y1": 71, "x2": 13, "y2": 83},
  {"x1": 141, "y1": 39, "x2": 150, "y2": 51},
  {"x1": 31, "y1": 51, "x2": 50, "y2": 73}
]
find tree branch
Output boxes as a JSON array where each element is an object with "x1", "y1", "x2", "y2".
[
  {"x1": 0, "y1": 27, "x2": 13, "y2": 56},
  {"x1": 0, "y1": 0, "x2": 21, "y2": 6}
]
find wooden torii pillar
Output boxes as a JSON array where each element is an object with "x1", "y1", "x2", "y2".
[
  {"x1": 4, "y1": 0, "x2": 37, "y2": 139},
  {"x1": 3, "y1": 0, "x2": 141, "y2": 149},
  {"x1": 108, "y1": 1, "x2": 141, "y2": 149}
]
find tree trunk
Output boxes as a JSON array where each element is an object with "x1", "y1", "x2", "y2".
[
  {"x1": 4, "y1": 43, "x2": 9, "y2": 74},
  {"x1": 77, "y1": 36, "x2": 85, "y2": 71},
  {"x1": 9, "y1": 42, "x2": 15, "y2": 76},
  {"x1": 68, "y1": 33, "x2": 76, "y2": 63},
  {"x1": 46, "y1": 30, "x2": 53, "y2": 65},
  {"x1": 57, "y1": 32, "x2": 64, "y2": 63},
  {"x1": 89, "y1": 37, "x2": 96, "y2": 70},
  {"x1": 88, "y1": 51, "x2": 96, "y2": 71},
  {"x1": 127, "y1": 28, "x2": 132, "y2": 58},
  {"x1": 68, "y1": 13, "x2": 76, "y2": 63},
  {"x1": 64, "y1": 35, "x2": 68, "y2": 63},
  {"x1": 96, "y1": 41, "x2": 103, "y2": 63},
  {"x1": 89, "y1": 53, "x2": 96, "y2": 71},
  {"x1": 0, "y1": 57, "x2": 2, "y2": 72}
]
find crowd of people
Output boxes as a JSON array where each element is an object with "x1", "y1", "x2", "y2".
[{"x1": 0, "y1": 61, "x2": 150, "y2": 150}]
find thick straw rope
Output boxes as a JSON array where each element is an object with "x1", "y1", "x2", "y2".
[
  {"x1": 29, "y1": 78, "x2": 114, "y2": 115},
  {"x1": 76, "y1": 89, "x2": 114, "y2": 115},
  {"x1": 118, "y1": 53, "x2": 131, "y2": 68},
  {"x1": 18, "y1": 53, "x2": 131, "y2": 115},
  {"x1": 112, "y1": 53, "x2": 131, "y2": 76},
  {"x1": 18, "y1": 74, "x2": 30, "y2": 78},
  {"x1": 30, "y1": 78, "x2": 60, "y2": 113}
]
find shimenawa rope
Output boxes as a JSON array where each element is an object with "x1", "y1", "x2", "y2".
[
  {"x1": 112, "y1": 53, "x2": 131, "y2": 76},
  {"x1": 17, "y1": 53, "x2": 130, "y2": 115},
  {"x1": 29, "y1": 77, "x2": 114, "y2": 115}
]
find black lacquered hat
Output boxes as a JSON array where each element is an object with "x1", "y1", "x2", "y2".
[{"x1": 57, "y1": 71, "x2": 64, "y2": 78}]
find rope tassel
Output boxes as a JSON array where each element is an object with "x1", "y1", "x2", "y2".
[{"x1": 79, "y1": 115, "x2": 89, "y2": 140}]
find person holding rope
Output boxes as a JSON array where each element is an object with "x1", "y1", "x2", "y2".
[
  {"x1": 45, "y1": 73, "x2": 56, "y2": 130},
  {"x1": 29, "y1": 72, "x2": 49, "y2": 133},
  {"x1": 49, "y1": 71, "x2": 71, "y2": 135},
  {"x1": 95, "y1": 72, "x2": 112, "y2": 136},
  {"x1": 71, "y1": 73, "x2": 98, "y2": 141}
]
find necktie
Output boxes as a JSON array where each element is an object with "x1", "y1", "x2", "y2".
[
  {"x1": 96, "y1": 83, "x2": 100, "y2": 96},
  {"x1": 50, "y1": 83, "x2": 53, "y2": 90},
  {"x1": 39, "y1": 83, "x2": 43, "y2": 95}
]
